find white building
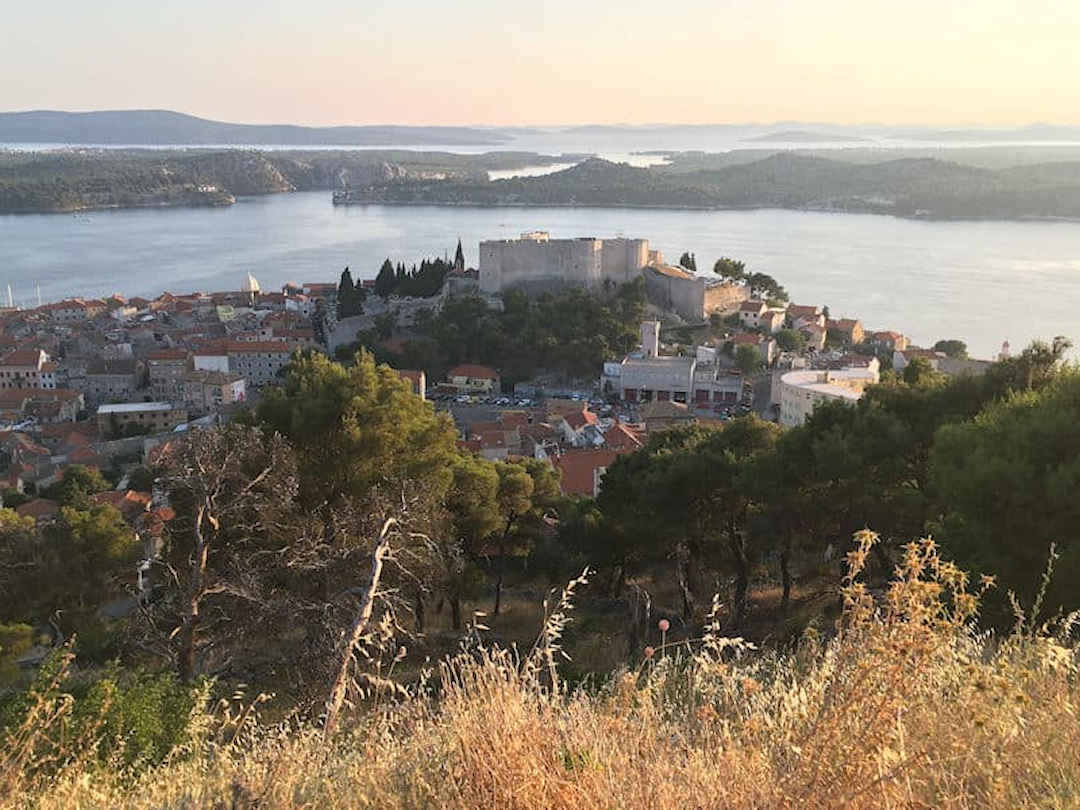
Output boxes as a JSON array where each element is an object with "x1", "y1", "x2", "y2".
[{"x1": 778, "y1": 365, "x2": 880, "y2": 427}]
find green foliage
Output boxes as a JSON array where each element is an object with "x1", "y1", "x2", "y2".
[
  {"x1": 713, "y1": 257, "x2": 746, "y2": 281},
  {"x1": 931, "y1": 371, "x2": 1080, "y2": 611},
  {"x1": 596, "y1": 419, "x2": 780, "y2": 620},
  {"x1": 678, "y1": 252, "x2": 697, "y2": 272},
  {"x1": 336, "y1": 267, "x2": 364, "y2": 318},
  {"x1": 0, "y1": 656, "x2": 209, "y2": 770},
  {"x1": 0, "y1": 622, "x2": 33, "y2": 684},
  {"x1": 126, "y1": 466, "x2": 155, "y2": 493},
  {"x1": 0, "y1": 504, "x2": 135, "y2": 626},
  {"x1": 43, "y1": 464, "x2": 111, "y2": 509},
  {"x1": 747, "y1": 272, "x2": 788, "y2": 303},
  {"x1": 1, "y1": 488, "x2": 28, "y2": 510},
  {"x1": 256, "y1": 350, "x2": 458, "y2": 507},
  {"x1": 424, "y1": 280, "x2": 646, "y2": 383},
  {"x1": 374, "y1": 259, "x2": 396, "y2": 299},
  {"x1": 902, "y1": 356, "x2": 944, "y2": 386},
  {"x1": 933, "y1": 338, "x2": 968, "y2": 358},
  {"x1": 775, "y1": 328, "x2": 806, "y2": 353},
  {"x1": 735, "y1": 343, "x2": 762, "y2": 375}
]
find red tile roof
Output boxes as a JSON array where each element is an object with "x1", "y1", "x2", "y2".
[
  {"x1": 16, "y1": 498, "x2": 60, "y2": 520},
  {"x1": 0, "y1": 349, "x2": 44, "y2": 368},
  {"x1": 91, "y1": 490, "x2": 151, "y2": 521},
  {"x1": 561, "y1": 409, "x2": 598, "y2": 431},
  {"x1": 604, "y1": 422, "x2": 644, "y2": 452},
  {"x1": 554, "y1": 450, "x2": 618, "y2": 497}
]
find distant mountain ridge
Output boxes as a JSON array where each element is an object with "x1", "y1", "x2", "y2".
[
  {"x1": 744, "y1": 130, "x2": 870, "y2": 143},
  {"x1": 0, "y1": 110, "x2": 508, "y2": 146}
]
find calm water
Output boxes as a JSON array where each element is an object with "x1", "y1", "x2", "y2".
[{"x1": 2, "y1": 191, "x2": 1078, "y2": 358}]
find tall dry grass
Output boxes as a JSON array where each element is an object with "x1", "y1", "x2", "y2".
[{"x1": 4, "y1": 531, "x2": 1079, "y2": 809}]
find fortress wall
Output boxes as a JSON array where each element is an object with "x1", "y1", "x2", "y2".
[
  {"x1": 703, "y1": 282, "x2": 750, "y2": 316},
  {"x1": 600, "y1": 239, "x2": 650, "y2": 285},
  {"x1": 643, "y1": 267, "x2": 706, "y2": 321},
  {"x1": 479, "y1": 238, "x2": 601, "y2": 293}
]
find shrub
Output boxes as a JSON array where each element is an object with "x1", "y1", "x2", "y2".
[{"x1": 4, "y1": 534, "x2": 1080, "y2": 809}]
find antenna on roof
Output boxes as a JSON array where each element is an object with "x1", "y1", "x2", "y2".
[
  {"x1": 36, "y1": 284, "x2": 42, "y2": 308},
  {"x1": 6, "y1": 284, "x2": 11, "y2": 309}
]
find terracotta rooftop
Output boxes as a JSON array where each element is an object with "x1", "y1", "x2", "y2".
[
  {"x1": 16, "y1": 498, "x2": 60, "y2": 520},
  {"x1": 554, "y1": 449, "x2": 618, "y2": 497}
]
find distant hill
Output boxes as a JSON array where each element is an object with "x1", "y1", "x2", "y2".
[
  {"x1": 0, "y1": 110, "x2": 508, "y2": 146},
  {"x1": 337, "y1": 152, "x2": 1080, "y2": 220},
  {"x1": 744, "y1": 130, "x2": 870, "y2": 143}
]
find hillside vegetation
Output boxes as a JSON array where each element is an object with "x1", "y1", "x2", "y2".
[
  {"x1": 5, "y1": 534, "x2": 1080, "y2": 809},
  {"x1": 0, "y1": 149, "x2": 567, "y2": 213},
  {"x1": 344, "y1": 153, "x2": 1080, "y2": 219},
  {"x1": 7, "y1": 146, "x2": 1080, "y2": 217},
  {"x1": 3, "y1": 332, "x2": 1080, "y2": 808}
]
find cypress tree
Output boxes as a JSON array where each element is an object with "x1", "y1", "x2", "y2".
[
  {"x1": 375, "y1": 258, "x2": 397, "y2": 299},
  {"x1": 338, "y1": 267, "x2": 356, "y2": 317},
  {"x1": 453, "y1": 238, "x2": 466, "y2": 272}
]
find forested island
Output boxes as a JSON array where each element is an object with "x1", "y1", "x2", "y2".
[
  {"x1": 6, "y1": 145, "x2": 1080, "y2": 220},
  {"x1": 0, "y1": 149, "x2": 572, "y2": 213},
  {"x1": 339, "y1": 153, "x2": 1080, "y2": 220}
]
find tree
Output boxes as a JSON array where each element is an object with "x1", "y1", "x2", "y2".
[
  {"x1": 931, "y1": 371, "x2": 1080, "y2": 616},
  {"x1": 442, "y1": 453, "x2": 501, "y2": 629},
  {"x1": 713, "y1": 257, "x2": 746, "y2": 282},
  {"x1": 152, "y1": 424, "x2": 299, "y2": 683},
  {"x1": 44, "y1": 464, "x2": 111, "y2": 510},
  {"x1": 678, "y1": 252, "x2": 697, "y2": 272},
  {"x1": 374, "y1": 258, "x2": 396, "y2": 299},
  {"x1": 775, "y1": 328, "x2": 806, "y2": 353},
  {"x1": 597, "y1": 420, "x2": 779, "y2": 625},
  {"x1": 337, "y1": 267, "x2": 362, "y2": 319},
  {"x1": 986, "y1": 336, "x2": 1071, "y2": 394},
  {"x1": 453, "y1": 238, "x2": 466, "y2": 272},
  {"x1": 933, "y1": 339, "x2": 967, "y2": 358},
  {"x1": 491, "y1": 458, "x2": 561, "y2": 616},
  {"x1": 735, "y1": 343, "x2": 762, "y2": 375},
  {"x1": 747, "y1": 272, "x2": 788, "y2": 303},
  {"x1": 903, "y1": 356, "x2": 944, "y2": 386},
  {"x1": 256, "y1": 350, "x2": 458, "y2": 509}
]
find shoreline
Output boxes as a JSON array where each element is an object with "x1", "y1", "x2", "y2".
[
  {"x1": 6, "y1": 187, "x2": 1080, "y2": 225},
  {"x1": 328, "y1": 195, "x2": 1080, "y2": 225}
]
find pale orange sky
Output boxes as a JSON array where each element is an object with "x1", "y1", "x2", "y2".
[{"x1": 3, "y1": 0, "x2": 1079, "y2": 126}]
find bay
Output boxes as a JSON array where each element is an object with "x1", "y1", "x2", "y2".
[{"x1": 1, "y1": 190, "x2": 1078, "y2": 358}]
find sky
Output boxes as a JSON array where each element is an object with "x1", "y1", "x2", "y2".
[{"x1": 3, "y1": 0, "x2": 1080, "y2": 127}]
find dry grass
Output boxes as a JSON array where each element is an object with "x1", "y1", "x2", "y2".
[{"x1": 5, "y1": 532, "x2": 1080, "y2": 809}]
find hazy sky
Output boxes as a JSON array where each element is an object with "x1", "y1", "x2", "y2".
[{"x1": 4, "y1": 0, "x2": 1079, "y2": 126}]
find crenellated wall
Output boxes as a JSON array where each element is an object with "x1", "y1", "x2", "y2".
[{"x1": 479, "y1": 234, "x2": 649, "y2": 294}]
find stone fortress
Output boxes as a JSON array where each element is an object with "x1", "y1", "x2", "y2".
[{"x1": 477, "y1": 231, "x2": 747, "y2": 321}]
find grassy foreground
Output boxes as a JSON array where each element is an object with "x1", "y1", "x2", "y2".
[{"x1": 4, "y1": 533, "x2": 1079, "y2": 809}]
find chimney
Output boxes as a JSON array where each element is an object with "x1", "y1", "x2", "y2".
[{"x1": 641, "y1": 321, "x2": 660, "y2": 358}]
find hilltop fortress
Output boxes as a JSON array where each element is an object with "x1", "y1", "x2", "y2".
[{"x1": 477, "y1": 231, "x2": 747, "y2": 321}]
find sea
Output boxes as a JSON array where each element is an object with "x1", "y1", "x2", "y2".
[{"x1": 2, "y1": 191, "x2": 1078, "y2": 359}]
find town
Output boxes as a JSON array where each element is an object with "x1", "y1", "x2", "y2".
[{"x1": 0, "y1": 230, "x2": 1001, "y2": 530}]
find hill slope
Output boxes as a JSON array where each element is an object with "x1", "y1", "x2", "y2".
[{"x1": 0, "y1": 110, "x2": 507, "y2": 146}]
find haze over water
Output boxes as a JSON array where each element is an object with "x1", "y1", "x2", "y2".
[{"x1": 2, "y1": 191, "x2": 1077, "y2": 358}]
